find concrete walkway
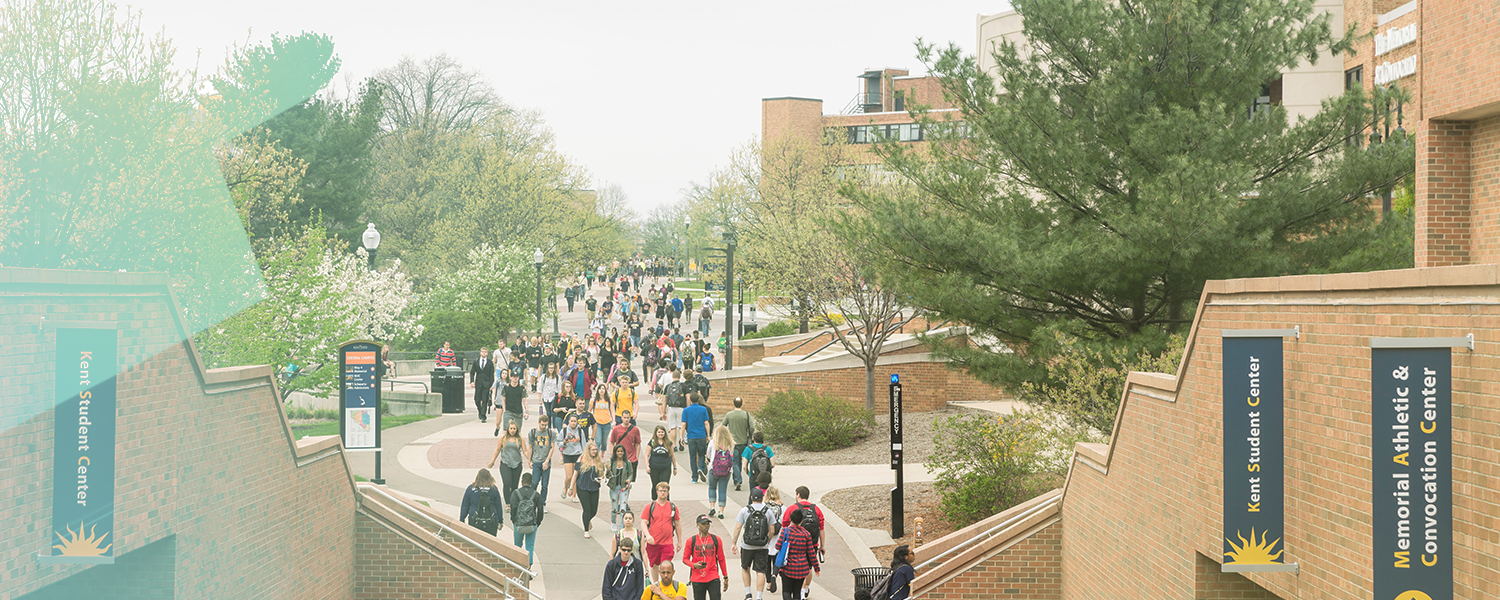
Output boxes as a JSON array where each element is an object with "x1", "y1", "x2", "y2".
[{"x1": 340, "y1": 287, "x2": 936, "y2": 600}]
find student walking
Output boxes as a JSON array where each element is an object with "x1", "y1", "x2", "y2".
[
  {"x1": 560, "y1": 414, "x2": 586, "y2": 502},
  {"x1": 574, "y1": 442, "x2": 604, "y2": 538},
  {"x1": 528, "y1": 417, "x2": 556, "y2": 513},
  {"x1": 499, "y1": 373, "x2": 528, "y2": 435},
  {"x1": 590, "y1": 385, "x2": 614, "y2": 453},
  {"x1": 614, "y1": 510, "x2": 647, "y2": 562},
  {"x1": 510, "y1": 472, "x2": 544, "y2": 564},
  {"x1": 610, "y1": 411, "x2": 643, "y2": 483},
  {"x1": 706, "y1": 426, "x2": 734, "y2": 518},
  {"x1": 645, "y1": 425, "x2": 680, "y2": 500},
  {"x1": 602, "y1": 537, "x2": 647, "y2": 600},
  {"x1": 487, "y1": 420, "x2": 530, "y2": 511},
  {"x1": 460, "y1": 469, "x2": 503, "y2": 536},
  {"x1": 642, "y1": 482, "x2": 682, "y2": 581},
  {"x1": 722, "y1": 398, "x2": 754, "y2": 491},
  {"x1": 681, "y1": 514, "x2": 730, "y2": 600},
  {"x1": 774, "y1": 510, "x2": 819, "y2": 600},
  {"x1": 645, "y1": 560, "x2": 690, "y2": 600},
  {"x1": 470, "y1": 346, "x2": 495, "y2": 422},
  {"x1": 886, "y1": 545, "x2": 918, "y2": 600},
  {"x1": 731, "y1": 487, "x2": 782, "y2": 600},
  {"x1": 742, "y1": 433, "x2": 775, "y2": 499},
  {"x1": 781, "y1": 486, "x2": 826, "y2": 558},
  {"x1": 683, "y1": 393, "x2": 711, "y2": 482},
  {"x1": 607, "y1": 445, "x2": 634, "y2": 532}
]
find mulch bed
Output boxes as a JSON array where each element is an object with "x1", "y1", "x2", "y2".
[
  {"x1": 768, "y1": 403, "x2": 982, "y2": 466},
  {"x1": 821, "y1": 482, "x2": 957, "y2": 561}
]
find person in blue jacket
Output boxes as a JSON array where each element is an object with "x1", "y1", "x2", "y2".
[
  {"x1": 602, "y1": 536, "x2": 646, "y2": 600},
  {"x1": 460, "y1": 469, "x2": 504, "y2": 536},
  {"x1": 887, "y1": 544, "x2": 917, "y2": 600}
]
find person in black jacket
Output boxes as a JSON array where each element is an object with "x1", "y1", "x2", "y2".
[
  {"x1": 602, "y1": 537, "x2": 646, "y2": 600},
  {"x1": 470, "y1": 346, "x2": 496, "y2": 423},
  {"x1": 460, "y1": 469, "x2": 504, "y2": 536},
  {"x1": 887, "y1": 544, "x2": 917, "y2": 600}
]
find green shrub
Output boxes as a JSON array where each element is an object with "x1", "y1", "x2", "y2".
[
  {"x1": 742, "y1": 321, "x2": 797, "y2": 340},
  {"x1": 928, "y1": 409, "x2": 1088, "y2": 526},
  {"x1": 755, "y1": 388, "x2": 874, "y2": 451},
  {"x1": 401, "y1": 310, "x2": 496, "y2": 352}
]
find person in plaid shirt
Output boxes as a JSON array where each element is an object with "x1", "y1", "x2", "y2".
[{"x1": 776, "y1": 510, "x2": 818, "y2": 600}]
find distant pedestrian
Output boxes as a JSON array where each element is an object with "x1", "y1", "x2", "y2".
[
  {"x1": 722, "y1": 398, "x2": 754, "y2": 491},
  {"x1": 528, "y1": 417, "x2": 556, "y2": 513},
  {"x1": 435, "y1": 340, "x2": 456, "y2": 367},
  {"x1": 886, "y1": 545, "x2": 918, "y2": 600},
  {"x1": 610, "y1": 411, "x2": 643, "y2": 482},
  {"x1": 763, "y1": 486, "x2": 785, "y2": 593},
  {"x1": 487, "y1": 420, "x2": 529, "y2": 512},
  {"x1": 706, "y1": 426, "x2": 734, "y2": 518},
  {"x1": 645, "y1": 425, "x2": 679, "y2": 500},
  {"x1": 510, "y1": 472, "x2": 544, "y2": 564},
  {"x1": 730, "y1": 487, "x2": 781, "y2": 600},
  {"x1": 460, "y1": 468, "x2": 503, "y2": 536},
  {"x1": 607, "y1": 444, "x2": 634, "y2": 532},
  {"x1": 603, "y1": 536, "x2": 646, "y2": 600},
  {"x1": 683, "y1": 393, "x2": 711, "y2": 483},
  {"x1": 642, "y1": 482, "x2": 682, "y2": 581},
  {"x1": 499, "y1": 373, "x2": 528, "y2": 435},
  {"x1": 699, "y1": 301, "x2": 713, "y2": 336},
  {"x1": 470, "y1": 346, "x2": 495, "y2": 423},
  {"x1": 774, "y1": 510, "x2": 819, "y2": 600},
  {"x1": 565, "y1": 284, "x2": 577, "y2": 312},
  {"x1": 539, "y1": 362, "x2": 562, "y2": 425},
  {"x1": 591, "y1": 385, "x2": 614, "y2": 453},
  {"x1": 574, "y1": 442, "x2": 604, "y2": 538},
  {"x1": 663, "y1": 368, "x2": 687, "y2": 449}
]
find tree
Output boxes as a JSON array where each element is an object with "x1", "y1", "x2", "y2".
[
  {"x1": 418, "y1": 244, "x2": 540, "y2": 345},
  {"x1": 375, "y1": 53, "x2": 503, "y2": 134},
  {"x1": 216, "y1": 131, "x2": 307, "y2": 256},
  {"x1": 839, "y1": 0, "x2": 1416, "y2": 402}
]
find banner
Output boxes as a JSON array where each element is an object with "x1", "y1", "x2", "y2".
[
  {"x1": 1222, "y1": 334, "x2": 1285, "y2": 570},
  {"x1": 47, "y1": 327, "x2": 117, "y2": 563},
  {"x1": 1371, "y1": 344, "x2": 1452, "y2": 600},
  {"x1": 339, "y1": 341, "x2": 382, "y2": 450}
]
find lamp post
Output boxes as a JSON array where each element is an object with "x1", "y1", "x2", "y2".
[
  {"x1": 722, "y1": 229, "x2": 736, "y2": 371},
  {"x1": 361, "y1": 223, "x2": 385, "y2": 486},
  {"x1": 362, "y1": 223, "x2": 380, "y2": 272},
  {"x1": 684, "y1": 216, "x2": 691, "y2": 279},
  {"x1": 533, "y1": 248, "x2": 544, "y2": 337}
]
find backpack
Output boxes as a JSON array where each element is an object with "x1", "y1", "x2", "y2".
[
  {"x1": 691, "y1": 534, "x2": 720, "y2": 565},
  {"x1": 513, "y1": 488, "x2": 539, "y2": 528},
  {"x1": 693, "y1": 374, "x2": 712, "y2": 399},
  {"x1": 744, "y1": 505, "x2": 772, "y2": 546},
  {"x1": 749, "y1": 446, "x2": 772, "y2": 481},
  {"x1": 797, "y1": 502, "x2": 821, "y2": 545},
  {"x1": 664, "y1": 381, "x2": 687, "y2": 408},
  {"x1": 471, "y1": 487, "x2": 498, "y2": 530},
  {"x1": 700, "y1": 352, "x2": 715, "y2": 372},
  {"x1": 711, "y1": 448, "x2": 732, "y2": 477},
  {"x1": 869, "y1": 571, "x2": 896, "y2": 600},
  {"x1": 646, "y1": 501, "x2": 678, "y2": 530}
]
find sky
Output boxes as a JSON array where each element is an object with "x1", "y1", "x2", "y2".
[{"x1": 131, "y1": 0, "x2": 1009, "y2": 218}]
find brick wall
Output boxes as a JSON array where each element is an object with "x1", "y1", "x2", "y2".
[
  {"x1": 1192, "y1": 552, "x2": 1280, "y2": 599},
  {"x1": 1467, "y1": 115, "x2": 1500, "y2": 265},
  {"x1": 706, "y1": 353, "x2": 1007, "y2": 415},
  {"x1": 920, "y1": 520, "x2": 1063, "y2": 600},
  {"x1": 1056, "y1": 266, "x2": 1500, "y2": 599},
  {"x1": 22, "y1": 535, "x2": 177, "y2": 599},
  {"x1": 1, "y1": 270, "x2": 357, "y2": 599},
  {"x1": 1416, "y1": 119, "x2": 1474, "y2": 267},
  {"x1": 353, "y1": 512, "x2": 500, "y2": 600}
]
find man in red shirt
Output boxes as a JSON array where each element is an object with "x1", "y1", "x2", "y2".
[
  {"x1": 680, "y1": 514, "x2": 729, "y2": 599},
  {"x1": 611, "y1": 410, "x2": 643, "y2": 481},
  {"x1": 642, "y1": 481, "x2": 682, "y2": 580},
  {"x1": 781, "y1": 486, "x2": 826, "y2": 557}
]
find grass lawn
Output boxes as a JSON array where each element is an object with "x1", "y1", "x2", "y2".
[{"x1": 290, "y1": 414, "x2": 436, "y2": 439}]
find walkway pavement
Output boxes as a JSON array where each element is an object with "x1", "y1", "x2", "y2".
[{"x1": 344, "y1": 285, "x2": 932, "y2": 600}]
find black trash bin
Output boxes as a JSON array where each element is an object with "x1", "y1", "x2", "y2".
[
  {"x1": 740, "y1": 323, "x2": 758, "y2": 337},
  {"x1": 431, "y1": 366, "x2": 465, "y2": 413},
  {"x1": 852, "y1": 567, "x2": 891, "y2": 598}
]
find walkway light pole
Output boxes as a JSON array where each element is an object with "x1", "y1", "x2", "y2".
[
  {"x1": 362, "y1": 223, "x2": 380, "y2": 272},
  {"x1": 684, "y1": 215, "x2": 691, "y2": 278},
  {"x1": 361, "y1": 223, "x2": 385, "y2": 486},
  {"x1": 722, "y1": 229, "x2": 736, "y2": 370},
  {"x1": 533, "y1": 248, "x2": 544, "y2": 337}
]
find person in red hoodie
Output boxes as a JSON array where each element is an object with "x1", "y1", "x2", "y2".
[
  {"x1": 780, "y1": 486, "x2": 826, "y2": 560},
  {"x1": 680, "y1": 514, "x2": 729, "y2": 600}
]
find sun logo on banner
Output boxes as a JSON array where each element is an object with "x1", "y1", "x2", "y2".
[
  {"x1": 52, "y1": 523, "x2": 112, "y2": 557},
  {"x1": 1224, "y1": 528, "x2": 1282, "y2": 564},
  {"x1": 1393, "y1": 592, "x2": 1433, "y2": 600}
]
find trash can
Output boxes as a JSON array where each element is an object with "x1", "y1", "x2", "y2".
[
  {"x1": 430, "y1": 366, "x2": 466, "y2": 413},
  {"x1": 852, "y1": 567, "x2": 891, "y2": 598},
  {"x1": 740, "y1": 323, "x2": 758, "y2": 337}
]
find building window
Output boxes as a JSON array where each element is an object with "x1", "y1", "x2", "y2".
[
  {"x1": 894, "y1": 90, "x2": 906, "y2": 112},
  {"x1": 1345, "y1": 65, "x2": 1363, "y2": 91},
  {"x1": 1249, "y1": 84, "x2": 1272, "y2": 119}
]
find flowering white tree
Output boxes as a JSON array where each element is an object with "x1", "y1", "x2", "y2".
[
  {"x1": 418, "y1": 243, "x2": 541, "y2": 343},
  {"x1": 195, "y1": 225, "x2": 423, "y2": 395}
]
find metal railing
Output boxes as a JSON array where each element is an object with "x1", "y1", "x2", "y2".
[
  {"x1": 385, "y1": 379, "x2": 429, "y2": 393},
  {"x1": 359, "y1": 484, "x2": 540, "y2": 599},
  {"x1": 915, "y1": 492, "x2": 1061, "y2": 573},
  {"x1": 776, "y1": 330, "x2": 835, "y2": 357},
  {"x1": 795, "y1": 311, "x2": 921, "y2": 363}
]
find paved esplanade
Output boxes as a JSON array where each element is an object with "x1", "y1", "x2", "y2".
[{"x1": 346, "y1": 283, "x2": 934, "y2": 599}]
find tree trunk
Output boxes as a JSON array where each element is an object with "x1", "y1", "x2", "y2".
[{"x1": 865, "y1": 358, "x2": 877, "y2": 412}]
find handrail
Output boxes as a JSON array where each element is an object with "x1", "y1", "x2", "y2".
[
  {"x1": 358, "y1": 484, "x2": 540, "y2": 598},
  {"x1": 776, "y1": 330, "x2": 835, "y2": 357},
  {"x1": 386, "y1": 379, "x2": 430, "y2": 393},
  {"x1": 795, "y1": 311, "x2": 920, "y2": 363},
  {"x1": 914, "y1": 492, "x2": 1061, "y2": 572}
]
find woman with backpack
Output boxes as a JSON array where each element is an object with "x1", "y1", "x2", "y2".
[
  {"x1": 883, "y1": 544, "x2": 917, "y2": 600},
  {"x1": 706, "y1": 426, "x2": 734, "y2": 519},
  {"x1": 459, "y1": 468, "x2": 503, "y2": 536},
  {"x1": 607, "y1": 444, "x2": 634, "y2": 532},
  {"x1": 644, "y1": 425, "x2": 678, "y2": 501},
  {"x1": 763, "y1": 486, "x2": 785, "y2": 593},
  {"x1": 573, "y1": 442, "x2": 604, "y2": 538},
  {"x1": 560, "y1": 413, "x2": 587, "y2": 502},
  {"x1": 613, "y1": 510, "x2": 646, "y2": 562}
]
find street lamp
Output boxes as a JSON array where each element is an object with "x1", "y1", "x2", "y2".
[
  {"x1": 684, "y1": 216, "x2": 691, "y2": 278},
  {"x1": 362, "y1": 223, "x2": 380, "y2": 272},
  {"x1": 533, "y1": 248, "x2": 544, "y2": 337},
  {"x1": 722, "y1": 229, "x2": 737, "y2": 370}
]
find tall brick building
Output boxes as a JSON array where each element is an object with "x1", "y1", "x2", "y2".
[{"x1": 762, "y1": 67, "x2": 960, "y2": 158}]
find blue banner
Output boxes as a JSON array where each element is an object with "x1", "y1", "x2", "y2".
[
  {"x1": 339, "y1": 341, "x2": 382, "y2": 450},
  {"x1": 1222, "y1": 335, "x2": 1285, "y2": 569},
  {"x1": 48, "y1": 327, "x2": 117, "y2": 563},
  {"x1": 1372, "y1": 346, "x2": 1452, "y2": 600}
]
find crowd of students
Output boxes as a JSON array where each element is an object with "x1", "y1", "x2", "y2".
[{"x1": 441, "y1": 259, "x2": 914, "y2": 599}]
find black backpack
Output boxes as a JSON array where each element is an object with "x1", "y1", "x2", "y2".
[
  {"x1": 797, "y1": 502, "x2": 821, "y2": 545},
  {"x1": 749, "y1": 446, "x2": 772, "y2": 481},
  {"x1": 743, "y1": 504, "x2": 772, "y2": 546},
  {"x1": 692, "y1": 374, "x2": 712, "y2": 399},
  {"x1": 513, "y1": 488, "x2": 539, "y2": 528},
  {"x1": 664, "y1": 381, "x2": 686, "y2": 408},
  {"x1": 471, "y1": 486, "x2": 498, "y2": 530}
]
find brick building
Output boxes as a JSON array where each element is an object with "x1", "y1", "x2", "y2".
[
  {"x1": 0, "y1": 269, "x2": 531, "y2": 599},
  {"x1": 761, "y1": 67, "x2": 960, "y2": 159}
]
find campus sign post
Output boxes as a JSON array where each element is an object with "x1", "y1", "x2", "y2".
[
  {"x1": 890, "y1": 373, "x2": 904, "y2": 539},
  {"x1": 339, "y1": 340, "x2": 384, "y2": 485}
]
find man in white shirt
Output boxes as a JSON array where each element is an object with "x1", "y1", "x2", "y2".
[{"x1": 730, "y1": 488, "x2": 781, "y2": 600}]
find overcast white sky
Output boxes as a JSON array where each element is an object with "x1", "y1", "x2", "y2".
[{"x1": 133, "y1": 0, "x2": 1009, "y2": 217}]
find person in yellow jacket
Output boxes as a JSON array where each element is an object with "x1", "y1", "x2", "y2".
[{"x1": 642, "y1": 560, "x2": 687, "y2": 600}]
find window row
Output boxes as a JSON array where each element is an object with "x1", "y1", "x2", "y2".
[{"x1": 831, "y1": 122, "x2": 969, "y2": 144}]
